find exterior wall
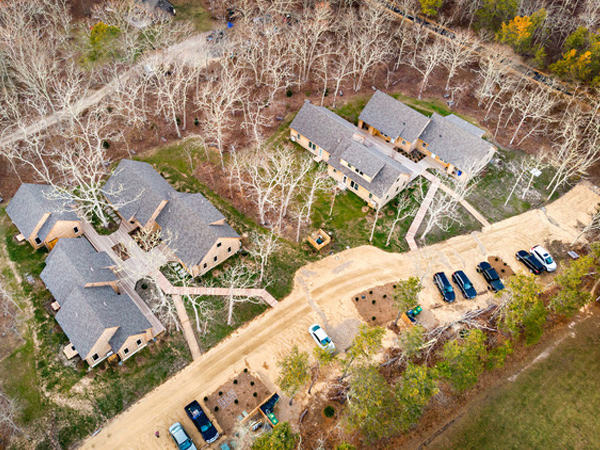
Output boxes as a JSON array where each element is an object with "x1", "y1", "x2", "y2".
[
  {"x1": 339, "y1": 158, "x2": 374, "y2": 183},
  {"x1": 27, "y1": 212, "x2": 51, "y2": 249},
  {"x1": 117, "y1": 331, "x2": 151, "y2": 361},
  {"x1": 44, "y1": 220, "x2": 83, "y2": 250},
  {"x1": 327, "y1": 165, "x2": 381, "y2": 208},
  {"x1": 84, "y1": 327, "x2": 118, "y2": 367},
  {"x1": 84, "y1": 280, "x2": 120, "y2": 294},
  {"x1": 193, "y1": 237, "x2": 241, "y2": 277},
  {"x1": 290, "y1": 129, "x2": 330, "y2": 162},
  {"x1": 380, "y1": 174, "x2": 410, "y2": 207}
]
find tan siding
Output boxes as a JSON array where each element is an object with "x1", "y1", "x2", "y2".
[
  {"x1": 117, "y1": 332, "x2": 150, "y2": 361},
  {"x1": 28, "y1": 212, "x2": 51, "y2": 248},
  {"x1": 85, "y1": 327, "x2": 118, "y2": 366},
  {"x1": 193, "y1": 237, "x2": 241, "y2": 277},
  {"x1": 290, "y1": 129, "x2": 330, "y2": 161},
  {"x1": 44, "y1": 220, "x2": 82, "y2": 248}
]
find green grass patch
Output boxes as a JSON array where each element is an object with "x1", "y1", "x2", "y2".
[
  {"x1": 172, "y1": 0, "x2": 213, "y2": 32},
  {"x1": 427, "y1": 314, "x2": 600, "y2": 450}
]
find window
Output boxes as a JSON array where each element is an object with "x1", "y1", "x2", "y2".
[
  {"x1": 136, "y1": 339, "x2": 142, "y2": 346},
  {"x1": 34, "y1": 237, "x2": 42, "y2": 245},
  {"x1": 217, "y1": 242, "x2": 222, "y2": 248},
  {"x1": 369, "y1": 193, "x2": 373, "y2": 199},
  {"x1": 203, "y1": 263, "x2": 207, "y2": 269},
  {"x1": 92, "y1": 354, "x2": 99, "y2": 361},
  {"x1": 123, "y1": 348, "x2": 129, "y2": 355},
  {"x1": 228, "y1": 247, "x2": 232, "y2": 253},
  {"x1": 350, "y1": 180, "x2": 359, "y2": 191},
  {"x1": 402, "y1": 140, "x2": 406, "y2": 145},
  {"x1": 73, "y1": 226, "x2": 79, "y2": 233},
  {"x1": 213, "y1": 256, "x2": 218, "y2": 262},
  {"x1": 396, "y1": 186, "x2": 399, "y2": 192},
  {"x1": 422, "y1": 142, "x2": 427, "y2": 147},
  {"x1": 333, "y1": 168, "x2": 337, "y2": 173},
  {"x1": 297, "y1": 133, "x2": 300, "y2": 140},
  {"x1": 308, "y1": 142, "x2": 316, "y2": 151}
]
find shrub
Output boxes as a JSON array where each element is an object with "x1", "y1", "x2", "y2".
[
  {"x1": 286, "y1": 89, "x2": 293, "y2": 97},
  {"x1": 324, "y1": 406, "x2": 335, "y2": 418}
]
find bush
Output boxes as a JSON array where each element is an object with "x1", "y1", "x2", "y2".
[
  {"x1": 324, "y1": 405, "x2": 335, "y2": 418},
  {"x1": 286, "y1": 89, "x2": 293, "y2": 97}
]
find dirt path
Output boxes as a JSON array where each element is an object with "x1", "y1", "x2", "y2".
[
  {"x1": 78, "y1": 183, "x2": 599, "y2": 450},
  {"x1": 0, "y1": 33, "x2": 217, "y2": 148}
]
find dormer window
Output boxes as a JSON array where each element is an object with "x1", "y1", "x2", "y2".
[
  {"x1": 217, "y1": 242, "x2": 222, "y2": 248},
  {"x1": 74, "y1": 226, "x2": 79, "y2": 233},
  {"x1": 34, "y1": 237, "x2": 42, "y2": 245}
]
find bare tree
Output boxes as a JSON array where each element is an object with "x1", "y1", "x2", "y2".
[
  {"x1": 410, "y1": 38, "x2": 446, "y2": 99},
  {"x1": 0, "y1": 389, "x2": 20, "y2": 442},
  {"x1": 504, "y1": 155, "x2": 547, "y2": 205},
  {"x1": 386, "y1": 193, "x2": 418, "y2": 247},
  {"x1": 195, "y1": 61, "x2": 247, "y2": 167},
  {"x1": 505, "y1": 85, "x2": 557, "y2": 146},
  {"x1": 220, "y1": 263, "x2": 261, "y2": 326},
  {"x1": 475, "y1": 47, "x2": 513, "y2": 109},
  {"x1": 440, "y1": 32, "x2": 477, "y2": 91},
  {"x1": 247, "y1": 232, "x2": 281, "y2": 286}
]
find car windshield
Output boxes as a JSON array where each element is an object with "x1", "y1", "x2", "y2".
[
  {"x1": 200, "y1": 424, "x2": 211, "y2": 432},
  {"x1": 464, "y1": 282, "x2": 472, "y2": 290},
  {"x1": 545, "y1": 256, "x2": 554, "y2": 264},
  {"x1": 322, "y1": 336, "x2": 331, "y2": 345},
  {"x1": 445, "y1": 285, "x2": 453, "y2": 293},
  {"x1": 180, "y1": 439, "x2": 192, "y2": 450}
]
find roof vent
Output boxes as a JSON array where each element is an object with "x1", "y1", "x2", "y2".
[{"x1": 352, "y1": 133, "x2": 365, "y2": 144}]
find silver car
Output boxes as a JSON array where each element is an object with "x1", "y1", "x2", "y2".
[
  {"x1": 169, "y1": 422, "x2": 197, "y2": 450},
  {"x1": 308, "y1": 323, "x2": 335, "y2": 353}
]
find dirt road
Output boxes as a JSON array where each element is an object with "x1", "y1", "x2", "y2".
[{"x1": 79, "y1": 182, "x2": 600, "y2": 450}]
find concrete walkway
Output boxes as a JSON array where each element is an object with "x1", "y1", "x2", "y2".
[{"x1": 406, "y1": 178, "x2": 440, "y2": 251}]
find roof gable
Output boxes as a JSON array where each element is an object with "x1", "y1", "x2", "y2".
[
  {"x1": 102, "y1": 160, "x2": 173, "y2": 226},
  {"x1": 358, "y1": 90, "x2": 430, "y2": 142},
  {"x1": 6, "y1": 184, "x2": 78, "y2": 240}
]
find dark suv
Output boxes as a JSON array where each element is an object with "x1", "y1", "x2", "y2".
[
  {"x1": 452, "y1": 270, "x2": 478, "y2": 299},
  {"x1": 433, "y1": 272, "x2": 456, "y2": 303},
  {"x1": 476, "y1": 262, "x2": 504, "y2": 292},
  {"x1": 515, "y1": 250, "x2": 545, "y2": 275},
  {"x1": 184, "y1": 400, "x2": 219, "y2": 444}
]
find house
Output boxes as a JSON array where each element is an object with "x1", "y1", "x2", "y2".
[
  {"x1": 103, "y1": 160, "x2": 241, "y2": 277},
  {"x1": 5, "y1": 184, "x2": 82, "y2": 250},
  {"x1": 358, "y1": 90, "x2": 495, "y2": 178},
  {"x1": 290, "y1": 102, "x2": 415, "y2": 209},
  {"x1": 290, "y1": 90, "x2": 496, "y2": 208},
  {"x1": 40, "y1": 238, "x2": 154, "y2": 367}
]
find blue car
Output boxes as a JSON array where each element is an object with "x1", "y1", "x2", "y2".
[
  {"x1": 433, "y1": 272, "x2": 455, "y2": 303},
  {"x1": 168, "y1": 422, "x2": 197, "y2": 450},
  {"x1": 185, "y1": 400, "x2": 219, "y2": 444},
  {"x1": 452, "y1": 270, "x2": 478, "y2": 299}
]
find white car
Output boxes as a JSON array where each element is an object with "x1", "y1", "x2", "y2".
[
  {"x1": 531, "y1": 245, "x2": 557, "y2": 272},
  {"x1": 308, "y1": 324, "x2": 335, "y2": 353}
]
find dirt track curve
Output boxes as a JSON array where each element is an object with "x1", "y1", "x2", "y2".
[{"x1": 79, "y1": 183, "x2": 600, "y2": 450}]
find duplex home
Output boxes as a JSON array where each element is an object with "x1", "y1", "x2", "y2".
[
  {"x1": 6, "y1": 184, "x2": 82, "y2": 250},
  {"x1": 103, "y1": 160, "x2": 241, "y2": 277},
  {"x1": 41, "y1": 238, "x2": 154, "y2": 367},
  {"x1": 290, "y1": 90, "x2": 496, "y2": 208},
  {"x1": 358, "y1": 90, "x2": 496, "y2": 177}
]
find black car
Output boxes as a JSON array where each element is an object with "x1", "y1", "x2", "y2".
[
  {"x1": 451, "y1": 270, "x2": 478, "y2": 299},
  {"x1": 184, "y1": 400, "x2": 219, "y2": 444},
  {"x1": 433, "y1": 272, "x2": 456, "y2": 303},
  {"x1": 515, "y1": 250, "x2": 545, "y2": 275},
  {"x1": 476, "y1": 262, "x2": 504, "y2": 293}
]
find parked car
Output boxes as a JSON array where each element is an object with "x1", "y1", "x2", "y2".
[
  {"x1": 476, "y1": 262, "x2": 505, "y2": 292},
  {"x1": 168, "y1": 422, "x2": 197, "y2": 450},
  {"x1": 184, "y1": 400, "x2": 219, "y2": 444},
  {"x1": 308, "y1": 324, "x2": 335, "y2": 352},
  {"x1": 531, "y1": 245, "x2": 557, "y2": 272},
  {"x1": 433, "y1": 272, "x2": 456, "y2": 303},
  {"x1": 516, "y1": 250, "x2": 545, "y2": 275},
  {"x1": 451, "y1": 271, "x2": 478, "y2": 299}
]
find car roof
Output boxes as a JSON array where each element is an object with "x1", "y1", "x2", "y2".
[
  {"x1": 169, "y1": 423, "x2": 189, "y2": 443},
  {"x1": 454, "y1": 270, "x2": 467, "y2": 279},
  {"x1": 314, "y1": 328, "x2": 328, "y2": 340},
  {"x1": 532, "y1": 245, "x2": 549, "y2": 255},
  {"x1": 479, "y1": 261, "x2": 491, "y2": 269},
  {"x1": 517, "y1": 250, "x2": 529, "y2": 256},
  {"x1": 435, "y1": 272, "x2": 450, "y2": 281}
]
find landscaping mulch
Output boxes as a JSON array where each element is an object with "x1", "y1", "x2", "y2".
[
  {"x1": 352, "y1": 283, "x2": 399, "y2": 327},
  {"x1": 204, "y1": 370, "x2": 272, "y2": 436},
  {"x1": 487, "y1": 256, "x2": 515, "y2": 279}
]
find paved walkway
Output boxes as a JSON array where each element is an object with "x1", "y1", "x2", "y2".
[{"x1": 406, "y1": 178, "x2": 440, "y2": 251}]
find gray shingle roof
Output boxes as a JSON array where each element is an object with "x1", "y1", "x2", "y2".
[
  {"x1": 6, "y1": 184, "x2": 79, "y2": 241},
  {"x1": 156, "y1": 192, "x2": 239, "y2": 268},
  {"x1": 340, "y1": 142, "x2": 385, "y2": 179},
  {"x1": 290, "y1": 102, "x2": 412, "y2": 197},
  {"x1": 444, "y1": 114, "x2": 485, "y2": 138},
  {"x1": 56, "y1": 285, "x2": 151, "y2": 359},
  {"x1": 419, "y1": 113, "x2": 495, "y2": 172},
  {"x1": 358, "y1": 90, "x2": 430, "y2": 143},
  {"x1": 102, "y1": 160, "x2": 173, "y2": 226},
  {"x1": 41, "y1": 238, "x2": 116, "y2": 303}
]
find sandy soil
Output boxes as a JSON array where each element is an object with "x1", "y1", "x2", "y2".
[{"x1": 78, "y1": 182, "x2": 600, "y2": 450}]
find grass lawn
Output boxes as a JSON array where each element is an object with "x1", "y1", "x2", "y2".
[
  {"x1": 426, "y1": 314, "x2": 600, "y2": 450},
  {"x1": 172, "y1": 0, "x2": 213, "y2": 32}
]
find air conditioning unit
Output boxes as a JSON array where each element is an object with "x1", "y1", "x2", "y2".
[{"x1": 290, "y1": 136, "x2": 296, "y2": 142}]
